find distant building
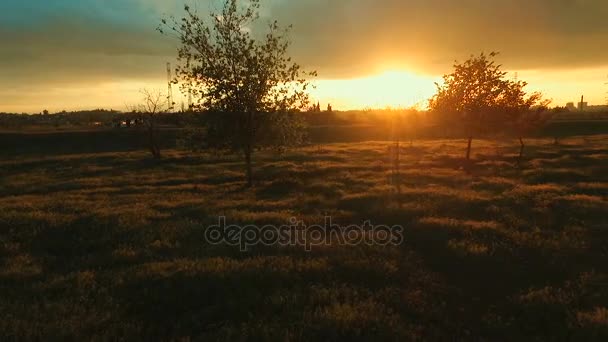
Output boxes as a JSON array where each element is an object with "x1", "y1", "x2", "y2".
[
  {"x1": 578, "y1": 102, "x2": 588, "y2": 111},
  {"x1": 566, "y1": 102, "x2": 576, "y2": 111}
]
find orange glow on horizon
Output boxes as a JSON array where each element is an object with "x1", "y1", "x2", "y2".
[
  {"x1": 4, "y1": 67, "x2": 607, "y2": 114},
  {"x1": 310, "y1": 70, "x2": 441, "y2": 110}
]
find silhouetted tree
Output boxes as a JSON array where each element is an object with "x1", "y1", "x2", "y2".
[
  {"x1": 389, "y1": 111, "x2": 403, "y2": 202},
  {"x1": 131, "y1": 89, "x2": 166, "y2": 159},
  {"x1": 405, "y1": 110, "x2": 421, "y2": 146},
  {"x1": 512, "y1": 107, "x2": 552, "y2": 166},
  {"x1": 429, "y1": 52, "x2": 547, "y2": 163},
  {"x1": 307, "y1": 101, "x2": 321, "y2": 113},
  {"x1": 500, "y1": 82, "x2": 551, "y2": 166},
  {"x1": 160, "y1": 0, "x2": 316, "y2": 186}
]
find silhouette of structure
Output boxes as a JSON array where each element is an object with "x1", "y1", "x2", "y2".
[
  {"x1": 166, "y1": 62, "x2": 174, "y2": 112},
  {"x1": 578, "y1": 95, "x2": 588, "y2": 111},
  {"x1": 566, "y1": 102, "x2": 577, "y2": 111},
  {"x1": 308, "y1": 101, "x2": 321, "y2": 112}
]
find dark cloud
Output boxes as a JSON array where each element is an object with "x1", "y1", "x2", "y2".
[{"x1": 0, "y1": 15, "x2": 175, "y2": 86}]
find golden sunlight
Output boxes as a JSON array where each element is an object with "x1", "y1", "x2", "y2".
[{"x1": 311, "y1": 70, "x2": 440, "y2": 110}]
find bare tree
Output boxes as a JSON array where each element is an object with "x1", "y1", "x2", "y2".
[
  {"x1": 130, "y1": 89, "x2": 166, "y2": 159},
  {"x1": 389, "y1": 111, "x2": 403, "y2": 206}
]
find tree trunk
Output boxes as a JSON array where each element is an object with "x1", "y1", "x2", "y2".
[
  {"x1": 517, "y1": 137, "x2": 525, "y2": 166},
  {"x1": 395, "y1": 140, "x2": 401, "y2": 192},
  {"x1": 465, "y1": 136, "x2": 473, "y2": 160},
  {"x1": 148, "y1": 122, "x2": 161, "y2": 159},
  {"x1": 244, "y1": 111, "x2": 254, "y2": 187}
]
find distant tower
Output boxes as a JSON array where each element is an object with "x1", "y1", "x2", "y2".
[
  {"x1": 166, "y1": 62, "x2": 174, "y2": 112},
  {"x1": 513, "y1": 72, "x2": 518, "y2": 82},
  {"x1": 578, "y1": 95, "x2": 588, "y2": 111}
]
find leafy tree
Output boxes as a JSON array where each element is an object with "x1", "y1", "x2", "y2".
[
  {"x1": 429, "y1": 52, "x2": 548, "y2": 162},
  {"x1": 160, "y1": 0, "x2": 316, "y2": 186}
]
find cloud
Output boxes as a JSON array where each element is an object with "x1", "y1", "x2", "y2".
[
  {"x1": 0, "y1": 0, "x2": 179, "y2": 86},
  {"x1": 0, "y1": 0, "x2": 607, "y2": 112},
  {"x1": 264, "y1": 0, "x2": 608, "y2": 77},
  {"x1": 3, "y1": 0, "x2": 607, "y2": 84}
]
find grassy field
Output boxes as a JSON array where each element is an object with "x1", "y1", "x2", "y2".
[{"x1": 1, "y1": 134, "x2": 607, "y2": 340}]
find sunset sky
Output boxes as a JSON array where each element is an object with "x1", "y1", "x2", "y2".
[{"x1": 1, "y1": 0, "x2": 607, "y2": 113}]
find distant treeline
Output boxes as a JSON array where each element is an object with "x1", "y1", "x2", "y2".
[
  {"x1": 1, "y1": 107, "x2": 607, "y2": 135},
  {"x1": 0, "y1": 109, "x2": 123, "y2": 129},
  {"x1": 0, "y1": 109, "x2": 193, "y2": 129},
  {"x1": 0, "y1": 109, "x2": 402, "y2": 129}
]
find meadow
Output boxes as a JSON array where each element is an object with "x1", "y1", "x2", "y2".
[{"x1": 1, "y1": 132, "x2": 607, "y2": 340}]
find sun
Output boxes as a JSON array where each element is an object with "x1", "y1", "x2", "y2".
[
  {"x1": 363, "y1": 70, "x2": 429, "y2": 108},
  {"x1": 311, "y1": 70, "x2": 438, "y2": 110}
]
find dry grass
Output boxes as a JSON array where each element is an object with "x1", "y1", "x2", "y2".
[{"x1": 0, "y1": 135, "x2": 607, "y2": 340}]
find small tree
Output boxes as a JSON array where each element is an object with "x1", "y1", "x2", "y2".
[
  {"x1": 500, "y1": 82, "x2": 551, "y2": 166},
  {"x1": 428, "y1": 52, "x2": 547, "y2": 162},
  {"x1": 131, "y1": 89, "x2": 166, "y2": 159},
  {"x1": 512, "y1": 107, "x2": 552, "y2": 166},
  {"x1": 160, "y1": 0, "x2": 315, "y2": 186},
  {"x1": 404, "y1": 109, "x2": 421, "y2": 146}
]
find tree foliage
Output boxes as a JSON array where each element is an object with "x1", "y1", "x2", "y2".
[
  {"x1": 429, "y1": 52, "x2": 550, "y2": 161},
  {"x1": 159, "y1": 0, "x2": 316, "y2": 185}
]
